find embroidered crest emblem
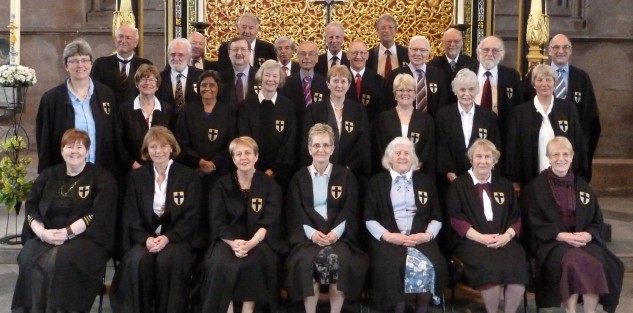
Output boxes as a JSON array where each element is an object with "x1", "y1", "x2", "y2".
[
  {"x1": 275, "y1": 120, "x2": 285, "y2": 132},
  {"x1": 478, "y1": 128, "x2": 488, "y2": 139},
  {"x1": 344, "y1": 121, "x2": 354, "y2": 133},
  {"x1": 506, "y1": 87, "x2": 513, "y2": 99},
  {"x1": 313, "y1": 92, "x2": 323, "y2": 102},
  {"x1": 417, "y1": 191, "x2": 428, "y2": 205},
  {"x1": 208, "y1": 129, "x2": 218, "y2": 141},
  {"x1": 258, "y1": 57, "x2": 265, "y2": 66},
  {"x1": 429, "y1": 83, "x2": 438, "y2": 93},
  {"x1": 173, "y1": 191, "x2": 185, "y2": 206},
  {"x1": 102, "y1": 102, "x2": 111, "y2": 115},
  {"x1": 579, "y1": 191, "x2": 590, "y2": 205},
  {"x1": 558, "y1": 120, "x2": 569, "y2": 133},
  {"x1": 78, "y1": 186, "x2": 90, "y2": 199},
  {"x1": 574, "y1": 91, "x2": 581, "y2": 103},
  {"x1": 410, "y1": 132, "x2": 420, "y2": 144},
  {"x1": 361, "y1": 94, "x2": 371, "y2": 105},
  {"x1": 251, "y1": 198, "x2": 263, "y2": 212},
  {"x1": 493, "y1": 192, "x2": 505, "y2": 205},
  {"x1": 331, "y1": 186, "x2": 342, "y2": 199},
  {"x1": 254, "y1": 84, "x2": 262, "y2": 94}
]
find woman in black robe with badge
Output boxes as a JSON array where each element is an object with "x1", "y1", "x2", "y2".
[
  {"x1": 285, "y1": 124, "x2": 368, "y2": 313},
  {"x1": 523, "y1": 136, "x2": 623, "y2": 313},
  {"x1": 110, "y1": 126, "x2": 200, "y2": 313},
  {"x1": 447, "y1": 138, "x2": 529, "y2": 313},
  {"x1": 364, "y1": 137, "x2": 448, "y2": 313},
  {"x1": 237, "y1": 60, "x2": 297, "y2": 192},
  {"x1": 12, "y1": 129, "x2": 117, "y2": 313},
  {"x1": 201, "y1": 136, "x2": 286, "y2": 313}
]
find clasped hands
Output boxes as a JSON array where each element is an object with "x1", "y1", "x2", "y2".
[
  {"x1": 311, "y1": 231, "x2": 338, "y2": 247},
  {"x1": 227, "y1": 239, "x2": 257, "y2": 258},
  {"x1": 474, "y1": 233, "x2": 511, "y2": 249},
  {"x1": 382, "y1": 232, "x2": 432, "y2": 246},
  {"x1": 556, "y1": 231, "x2": 592, "y2": 247},
  {"x1": 146, "y1": 235, "x2": 170, "y2": 253},
  {"x1": 40, "y1": 229, "x2": 68, "y2": 245}
]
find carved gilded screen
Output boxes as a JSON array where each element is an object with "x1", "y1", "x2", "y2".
[{"x1": 204, "y1": 0, "x2": 455, "y2": 60}]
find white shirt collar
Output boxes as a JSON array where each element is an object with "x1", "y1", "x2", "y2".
[
  {"x1": 327, "y1": 50, "x2": 343, "y2": 62},
  {"x1": 116, "y1": 53, "x2": 133, "y2": 61},
  {"x1": 533, "y1": 95, "x2": 554, "y2": 115},
  {"x1": 467, "y1": 168, "x2": 492, "y2": 184},
  {"x1": 350, "y1": 67, "x2": 365, "y2": 77},
  {"x1": 308, "y1": 163, "x2": 333, "y2": 178},
  {"x1": 133, "y1": 96, "x2": 163, "y2": 111},
  {"x1": 379, "y1": 44, "x2": 397, "y2": 56},
  {"x1": 458, "y1": 102, "x2": 474, "y2": 114},
  {"x1": 389, "y1": 168, "x2": 413, "y2": 182},
  {"x1": 153, "y1": 159, "x2": 174, "y2": 180},
  {"x1": 171, "y1": 66, "x2": 189, "y2": 78},
  {"x1": 258, "y1": 92, "x2": 278, "y2": 103},
  {"x1": 478, "y1": 63, "x2": 498, "y2": 77}
]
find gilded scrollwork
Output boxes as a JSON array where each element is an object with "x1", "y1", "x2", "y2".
[{"x1": 204, "y1": 0, "x2": 455, "y2": 60}]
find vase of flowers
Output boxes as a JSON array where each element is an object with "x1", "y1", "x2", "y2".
[
  {"x1": 0, "y1": 136, "x2": 33, "y2": 244},
  {"x1": 0, "y1": 64, "x2": 37, "y2": 113}
]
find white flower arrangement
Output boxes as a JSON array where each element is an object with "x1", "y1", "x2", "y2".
[{"x1": 0, "y1": 64, "x2": 37, "y2": 87}]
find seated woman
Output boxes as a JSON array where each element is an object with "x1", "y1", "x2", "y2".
[
  {"x1": 447, "y1": 138, "x2": 529, "y2": 313},
  {"x1": 285, "y1": 123, "x2": 368, "y2": 313},
  {"x1": 201, "y1": 136, "x2": 286, "y2": 313},
  {"x1": 12, "y1": 128, "x2": 117, "y2": 313},
  {"x1": 110, "y1": 126, "x2": 201, "y2": 313},
  {"x1": 524, "y1": 136, "x2": 623, "y2": 313},
  {"x1": 365, "y1": 137, "x2": 448, "y2": 313}
]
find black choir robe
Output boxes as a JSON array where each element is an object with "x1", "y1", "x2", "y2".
[
  {"x1": 447, "y1": 173, "x2": 529, "y2": 287},
  {"x1": 314, "y1": 52, "x2": 350, "y2": 77},
  {"x1": 366, "y1": 44, "x2": 410, "y2": 76},
  {"x1": 36, "y1": 81, "x2": 123, "y2": 178},
  {"x1": 219, "y1": 66, "x2": 259, "y2": 111},
  {"x1": 280, "y1": 71, "x2": 330, "y2": 129},
  {"x1": 346, "y1": 68, "x2": 387, "y2": 122},
  {"x1": 216, "y1": 39, "x2": 276, "y2": 72},
  {"x1": 237, "y1": 95, "x2": 297, "y2": 191},
  {"x1": 505, "y1": 98, "x2": 588, "y2": 186},
  {"x1": 202, "y1": 171, "x2": 286, "y2": 313},
  {"x1": 523, "y1": 172, "x2": 623, "y2": 313},
  {"x1": 285, "y1": 165, "x2": 369, "y2": 301},
  {"x1": 427, "y1": 53, "x2": 478, "y2": 103},
  {"x1": 372, "y1": 108, "x2": 436, "y2": 175},
  {"x1": 111, "y1": 162, "x2": 201, "y2": 313},
  {"x1": 90, "y1": 54, "x2": 152, "y2": 104},
  {"x1": 386, "y1": 65, "x2": 451, "y2": 117},
  {"x1": 364, "y1": 171, "x2": 448, "y2": 311},
  {"x1": 303, "y1": 98, "x2": 371, "y2": 178},
  {"x1": 523, "y1": 64, "x2": 601, "y2": 181},
  {"x1": 119, "y1": 99, "x2": 173, "y2": 171},
  {"x1": 156, "y1": 65, "x2": 203, "y2": 125},
  {"x1": 13, "y1": 163, "x2": 116, "y2": 312},
  {"x1": 435, "y1": 103, "x2": 501, "y2": 177}
]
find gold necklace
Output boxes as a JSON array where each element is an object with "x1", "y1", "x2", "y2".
[{"x1": 60, "y1": 180, "x2": 79, "y2": 197}]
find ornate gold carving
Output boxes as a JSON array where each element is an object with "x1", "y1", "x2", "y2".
[{"x1": 204, "y1": 0, "x2": 454, "y2": 60}]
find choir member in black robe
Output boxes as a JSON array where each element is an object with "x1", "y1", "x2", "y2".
[
  {"x1": 237, "y1": 60, "x2": 297, "y2": 191},
  {"x1": 523, "y1": 137, "x2": 623, "y2": 313},
  {"x1": 365, "y1": 137, "x2": 448, "y2": 313},
  {"x1": 119, "y1": 64, "x2": 172, "y2": 173},
  {"x1": 12, "y1": 129, "x2": 117, "y2": 312},
  {"x1": 346, "y1": 40, "x2": 387, "y2": 122},
  {"x1": 110, "y1": 127, "x2": 200, "y2": 313},
  {"x1": 506, "y1": 64, "x2": 588, "y2": 191},
  {"x1": 36, "y1": 39, "x2": 123, "y2": 179},
  {"x1": 373, "y1": 73, "x2": 435, "y2": 175},
  {"x1": 285, "y1": 124, "x2": 368, "y2": 313},
  {"x1": 447, "y1": 139, "x2": 529, "y2": 313},
  {"x1": 303, "y1": 65, "x2": 371, "y2": 180},
  {"x1": 202, "y1": 137, "x2": 286, "y2": 313}
]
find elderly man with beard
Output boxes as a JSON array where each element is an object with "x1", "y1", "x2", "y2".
[{"x1": 157, "y1": 38, "x2": 202, "y2": 119}]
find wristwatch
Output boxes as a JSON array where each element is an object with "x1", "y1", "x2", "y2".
[{"x1": 66, "y1": 226, "x2": 76, "y2": 240}]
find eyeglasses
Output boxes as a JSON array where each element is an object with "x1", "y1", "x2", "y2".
[
  {"x1": 409, "y1": 48, "x2": 429, "y2": 53},
  {"x1": 139, "y1": 77, "x2": 158, "y2": 83},
  {"x1": 199, "y1": 82, "x2": 217, "y2": 88},
  {"x1": 348, "y1": 51, "x2": 368, "y2": 56},
  {"x1": 480, "y1": 48, "x2": 503, "y2": 55},
  {"x1": 310, "y1": 143, "x2": 332, "y2": 149},
  {"x1": 549, "y1": 45, "x2": 571, "y2": 51},
  {"x1": 396, "y1": 89, "x2": 415, "y2": 93},
  {"x1": 67, "y1": 58, "x2": 91, "y2": 65},
  {"x1": 229, "y1": 47, "x2": 250, "y2": 53},
  {"x1": 297, "y1": 52, "x2": 317, "y2": 57}
]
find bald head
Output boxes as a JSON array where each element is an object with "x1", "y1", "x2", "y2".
[
  {"x1": 297, "y1": 41, "x2": 319, "y2": 71},
  {"x1": 188, "y1": 32, "x2": 206, "y2": 61},
  {"x1": 548, "y1": 33, "x2": 572, "y2": 67}
]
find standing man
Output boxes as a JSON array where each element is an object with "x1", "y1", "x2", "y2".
[
  {"x1": 274, "y1": 36, "x2": 300, "y2": 78},
  {"x1": 91, "y1": 23, "x2": 152, "y2": 105},
  {"x1": 314, "y1": 21, "x2": 350, "y2": 76},
  {"x1": 188, "y1": 31, "x2": 217, "y2": 70},
  {"x1": 346, "y1": 40, "x2": 386, "y2": 121},
  {"x1": 366, "y1": 14, "x2": 409, "y2": 79},
  {"x1": 469, "y1": 35, "x2": 524, "y2": 136},
  {"x1": 428, "y1": 27, "x2": 478, "y2": 81},
  {"x1": 216, "y1": 13, "x2": 276, "y2": 71},
  {"x1": 156, "y1": 38, "x2": 202, "y2": 123},
  {"x1": 219, "y1": 36, "x2": 259, "y2": 110},
  {"x1": 387, "y1": 36, "x2": 450, "y2": 117}
]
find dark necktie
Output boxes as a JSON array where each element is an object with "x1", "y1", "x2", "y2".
[
  {"x1": 282, "y1": 66, "x2": 289, "y2": 78},
  {"x1": 384, "y1": 50, "x2": 392, "y2": 78},
  {"x1": 330, "y1": 55, "x2": 339, "y2": 68},
  {"x1": 450, "y1": 60, "x2": 457, "y2": 72},
  {"x1": 480, "y1": 71, "x2": 492, "y2": 109},
  {"x1": 415, "y1": 69, "x2": 427, "y2": 111},
  {"x1": 119, "y1": 58, "x2": 129, "y2": 91},
  {"x1": 174, "y1": 73, "x2": 184, "y2": 108},
  {"x1": 355, "y1": 73, "x2": 362, "y2": 100},
  {"x1": 303, "y1": 76, "x2": 312, "y2": 107},
  {"x1": 555, "y1": 69, "x2": 567, "y2": 99},
  {"x1": 235, "y1": 72, "x2": 245, "y2": 103}
]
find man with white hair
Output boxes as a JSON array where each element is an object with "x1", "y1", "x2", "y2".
[
  {"x1": 216, "y1": 13, "x2": 276, "y2": 71},
  {"x1": 188, "y1": 31, "x2": 217, "y2": 70},
  {"x1": 157, "y1": 38, "x2": 202, "y2": 111},
  {"x1": 314, "y1": 21, "x2": 350, "y2": 76}
]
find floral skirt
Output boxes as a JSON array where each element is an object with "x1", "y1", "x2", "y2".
[
  {"x1": 312, "y1": 246, "x2": 339, "y2": 285},
  {"x1": 404, "y1": 247, "x2": 440, "y2": 304}
]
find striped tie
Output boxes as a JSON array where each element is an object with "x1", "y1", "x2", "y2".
[
  {"x1": 174, "y1": 73, "x2": 184, "y2": 108},
  {"x1": 415, "y1": 69, "x2": 427, "y2": 111},
  {"x1": 555, "y1": 69, "x2": 567, "y2": 99},
  {"x1": 303, "y1": 76, "x2": 312, "y2": 106}
]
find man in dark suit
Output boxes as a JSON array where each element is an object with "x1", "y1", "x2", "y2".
[
  {"x1": 219, "y1": 36, "x2": 259, "y2": 110},
  {"x1": 274, "y1": 36, "x2": 300, "y2": 77},
  {"x1": 216, "y1": 13, "x2": 276, "y2": 71},
  {"x1": 386, "y1": 36, "x2": 451, "y2": 117},
  {"x1": 156, "y1": 38, "x2": 202, "y2": 118},
  {"x1": 91, "y1": 24, "x2": 152, "y2": 105},
  {"x1": 345, "y1": 40, "x2": 386, "y2": 122},
  {"x1": 188, "y1": 31, "x2": 217, "y2": 71},
  {"x1": 469, "y1": 35, "x2": 524, "y2": 138},
  {"x1": 314, "y1": 21, "x2": 350, "y2": 76},
  {"x1": 366, "y1": 14, "x2": 409, "y2": 78},
  {"x1": 428, "y1": 28, "x2": 478, "y2": 82}
]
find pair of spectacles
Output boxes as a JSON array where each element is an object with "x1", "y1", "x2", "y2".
[
  {"x1": 396, "y1": 89, "x2": 415, "y2": 93},
  {"x1": 229, "y1": 47, "x2": 250, "y2": 53},
  {"x1": 67, "y1": 58, "x2": 91, "y2": 65},
  {"x1": 409, "y1": 48, "x2": 429, "y2": 53},
  {"x1": 139, "y1": 77, "x2": 158, "y2": 83},
  {"x1": 480, "y1": 48, "x2": 503, "y2": 55},
  {"x1": 550, "y1": 45, "x2": 571, "y2": 51},
  {"x1": 297, "y1": 52, "x2": 317, "y2": 57},
  {"x1": 348, "y1": 51, "x2": 367, "y2": 56},
  {"x1": 311, "y1": 143, "x2": 332, "y2": 149}
]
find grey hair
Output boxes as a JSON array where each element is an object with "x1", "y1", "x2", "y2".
[{"x1": 381, "y1": 137, "x2": 420, "y2": 170}]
